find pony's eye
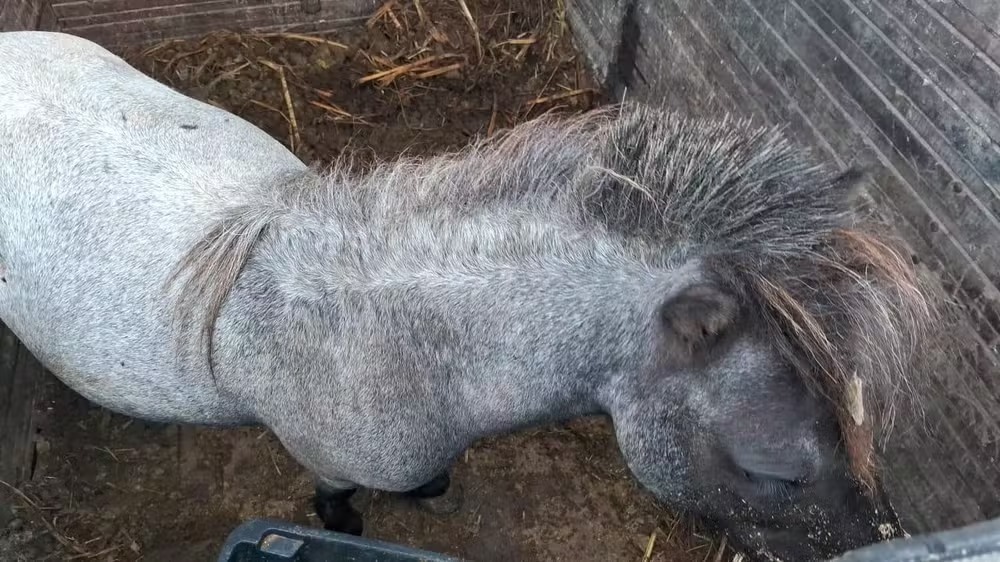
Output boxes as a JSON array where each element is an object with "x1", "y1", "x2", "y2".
[{"x1": 742, "y1": 470, "x2": 800, "y2": 499}]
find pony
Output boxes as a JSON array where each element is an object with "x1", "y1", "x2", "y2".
[{"x1": 0, "y1": 31, "x2": 940, "y2": 561}]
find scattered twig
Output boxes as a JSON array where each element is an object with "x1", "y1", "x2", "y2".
[
  {"x1": 686, "y1": 543, "x2": 709, "y2": 554},
  {"x1": 259, "y1": 60, "x2": 300, "y2": 152},
  {"x1": 455, "y1": 0, "x2": 482, "y2": 62},
  {"x1": 545, "y1": 0, "x2": 568, "y2": 61},
  {"x1": 358, "y1": 56, "x2": 437, "y2": 84},
  {"x1": 368, "y1": 1, "x2": 400, "y2": 28},
  {"x1": 404, "y1": 47, "x2": 432, "y2": 61},
  {"x1": 524, "y1": 88, "x2": 593, "y2": 109},
  {"x1": 414, "y1": 0, "x2": 427, "y2": 25},
  {"x1": 308, "y1": 100, "x2": 353, "y2": 118},
  {"x1": 85, "y1": 445, "x2": 120, "y2": 463},
  {"x1": 713, "y1": 536, "x2": 729, "y2": 562},
  {"x1": 366, "y1": 52, "x2": 396, "y2": 69},
  {"x1": 310, "y1": 87, "x2": 337, "y2": 99},
  {"x1": 309, "y1": 101, "x2": 373, "y2": 126},
  {"x1": 641, "y1": 529, "x2": 658, "y2": 562},
  {"x1": 203, "y1": 61, "x2": 251, "y2": 91},
  {"x1": 164, "y1": 48, "x2": 208, "y2": 73},
  {"x1": 66, "y1": 545, "x2": 119, "y2": 560},
  {"x1": 518, "y1": 65, "x2": 561, "y2": 120},
  {"x1": 257, "y1": 32, "x2": 348, "y2": 50},
  {"x1": 493, "y1": 36, "x2": 536, "y2": 48},
  {"x1": 266, "y1": 444, "x2": 282, "y2": 477},
  {"x1": 386, "y1": 5, "x2": 404, "y2": 29},
  {"x1": 248, "y1": 100, "x2": 290, "y2": 122},
  {"x1": 193, "y1": 50, "x2": 219, "y2": 83},
  {"x1": 140, "y1": 38, "x2": 181, "y2": 58},
  {"x1": 428, "y1": 25, "x2": 450, "y2": 45},
  {"x1": 487, "y1": 93, "x2": 499, "y2": 137},
  {"x1": 358, "y1": 54, "x2": 462, "y2": 86},
  {"x1": 0, "y1": 479, "x2": 91, "y2": 557},
  {"x1": 663, "y1": 517, "x2": 681, "y2": 543},
  {"x1": 415, "y1": 62, "x2": 463, "y2": 79}
]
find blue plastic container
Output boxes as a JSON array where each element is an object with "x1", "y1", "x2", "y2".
[{"x1": 216, "y1": 519, "x2": 460, "y2": 562}]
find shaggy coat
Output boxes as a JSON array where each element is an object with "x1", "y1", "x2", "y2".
[{"x1": 0, "y1": 31, "x2": 942, "y2": 561}]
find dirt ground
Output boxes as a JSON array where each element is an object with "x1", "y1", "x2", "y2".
[{"x1": 0, "y1": 2, "x2": 730, "y2": 561}]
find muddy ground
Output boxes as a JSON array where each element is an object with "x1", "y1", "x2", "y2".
[{"x1": 0, "y1": 2, "x2": 729, "y2": 561}]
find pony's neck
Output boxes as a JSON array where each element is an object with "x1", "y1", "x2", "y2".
[
  {"x1": 234, "y1": 209, "x2": 662, "y2": 439},
  {"x1": 428, "y1": 258, "x2": 658, "y2": 437}
]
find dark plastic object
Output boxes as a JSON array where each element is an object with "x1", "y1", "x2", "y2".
[
  {"x1": 219, "y1": 515, "x2": 1000, "y2": 562},
  {"x1": 217, "y1": 519, "x2": 460, "y2": 562},
  {"x1": 831, "y1": 516, "x2": 1000, "y2": 562}
]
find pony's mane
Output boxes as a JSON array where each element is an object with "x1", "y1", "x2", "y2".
[{"x1": 167, "y1": 103, "x2": 946, "y2": 492}]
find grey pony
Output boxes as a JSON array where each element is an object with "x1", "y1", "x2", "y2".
[{"x1": 0, "y1": 31, "x2": 931, "y2": 562}]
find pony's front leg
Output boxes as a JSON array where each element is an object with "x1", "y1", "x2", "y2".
[{"x1": 313, "y1": 480, "x2": 364, "y2": 536}]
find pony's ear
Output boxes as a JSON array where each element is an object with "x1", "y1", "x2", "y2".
[{"x1": 659, "y1": 282, "x2": 738, "y2": 356}]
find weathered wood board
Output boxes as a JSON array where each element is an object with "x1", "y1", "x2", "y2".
[
  {"x1": 0, "y1": 0, "x2": 44, "y2": 32},
  {"x1": 0, "y1": 324, "x2": 43, "y2": 486},
  {"x1": 567, "y1": 0, "x2": 1000, "y2": 535},
  {"x1": 3, "y1": 0, "x2": 379, "y2": 49},
  {"x1": 47, "y1": 0, "x2": 380, "y2": 49}
]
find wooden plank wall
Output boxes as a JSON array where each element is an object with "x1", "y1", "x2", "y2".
[
  {"x1": 0, "y1": 1, "x2": 46, "y2": 491},
  {"x1": 0, "y1": 0, "x2": 44, "y2": 31},
  {"x1": 567, "y1": 0, "x2": 1000, "y2": 536},
  {"x1": 0, "y1": 327, "x2": 44, "y2": 486},
  {"x1": 49, "y1": 0, "x2": 380, "y2": 49}
]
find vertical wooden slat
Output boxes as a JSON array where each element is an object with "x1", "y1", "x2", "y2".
[
  {"x1": 0, "y1": 0, "x2": 45, "y2": 31},
  {"x1": 0, "y1": 325, "x2": 42, "y2": 486},
  {"x1": 46, "y1": 0, "x2": 380, "y2": 48}
]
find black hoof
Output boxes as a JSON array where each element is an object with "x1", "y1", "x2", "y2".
[
  {"x1": 313, "y1": 486, "x2": 364, "y2": 536},
  {"x1": 406, "y1": 473, "x2": 463, "y2": 515},
  {"x1": 415, "y1": 488, "x2": 463, "y2": 515},
  {"x1": 404, "y1": 472, "x2": 451, "y2": 499}
]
